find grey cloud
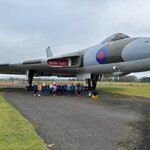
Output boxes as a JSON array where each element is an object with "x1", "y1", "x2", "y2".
[{"x1": 1, "y1": 0, "x2": 150, "y2": 63}]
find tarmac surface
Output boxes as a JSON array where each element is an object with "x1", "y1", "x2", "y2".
[{"x1": 2, "y1": 88, "x2": 150, "y2": 150}]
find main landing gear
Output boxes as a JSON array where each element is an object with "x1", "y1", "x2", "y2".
[
  {"x1": 26, "y1": 70, "x2": 34, "y2": 91},
  {"x1": 87, "y1": 74, "x2": 102, "y2": 98}
]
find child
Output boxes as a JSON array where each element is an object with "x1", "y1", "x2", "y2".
[{"x1": 70, "y1": 83, "x2": 75, "y2": 96}]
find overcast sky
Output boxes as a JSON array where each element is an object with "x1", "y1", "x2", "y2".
[{"x1": 0, "y1": 0, "x2": 150, "y2": 76}]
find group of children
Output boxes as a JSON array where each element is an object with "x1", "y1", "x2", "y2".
[{"x1": 33, "y1": 82, "x2": 86, "y2": 96}]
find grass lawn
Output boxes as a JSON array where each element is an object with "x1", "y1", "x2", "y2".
[
  {"x1": 97, "y1": 82, "x2": 150, "y2": 98},
  {"x1": 0, "y1": 95, "x2": 48, "y2": 150}
]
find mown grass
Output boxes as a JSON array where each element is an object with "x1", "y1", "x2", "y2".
[
  {"x1": 0, "y1": 95, "x2": 48, "y2": 150},
  {"x1": 97, "y1": 82, "x2": 150, "y2": 98}
]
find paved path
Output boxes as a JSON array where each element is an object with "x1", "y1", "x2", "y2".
[{"x1": 3, "y1": 88, "x2": 150, "y2": 150}]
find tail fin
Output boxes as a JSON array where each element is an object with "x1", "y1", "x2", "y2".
[{"x1": 46, "y1": 46, "x2": 53, "y2": 58}]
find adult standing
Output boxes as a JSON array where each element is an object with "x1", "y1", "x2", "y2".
[
  {"x1": 33, "y1": 82, "x2": 38, "y2": 96},
  {"x1": 77, "y1": 82, "x2": 81, "y2": 96}
]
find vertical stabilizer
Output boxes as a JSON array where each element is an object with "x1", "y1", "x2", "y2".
[{"x1": 46, "y1": 46, "x2": 53, "y2": 58}]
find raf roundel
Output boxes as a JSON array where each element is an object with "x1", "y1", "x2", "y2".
[{"x1": 96, "y1": 47, "x2": 107, "y2": 64}]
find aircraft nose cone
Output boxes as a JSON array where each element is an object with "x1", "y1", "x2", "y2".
[{"x1": 122, "y1": 38, "x2": 150, "y2": 61}]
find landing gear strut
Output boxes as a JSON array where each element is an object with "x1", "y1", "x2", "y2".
[
  {"x1": 87, "y1": 74, "x2": 102, "y2": 97},
  {"x1": 26, "y1": 70, "x2": 34, "y2": 91},
  {"x1": 91, "y1": 73, "x2": 100, "y2": 91}
]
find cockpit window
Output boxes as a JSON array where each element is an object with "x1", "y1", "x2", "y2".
[{"x1": 101, "y1": 33, "x2": 130, "y2": 44}]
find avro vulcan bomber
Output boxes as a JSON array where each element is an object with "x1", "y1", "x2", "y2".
[{"x1": 1, "y1": 33, "x2": 150, "y2": 90}]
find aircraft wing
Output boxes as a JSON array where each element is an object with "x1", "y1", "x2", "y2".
[{"x1": 0, "y1": 51, "x2": 84, "y2": 77}]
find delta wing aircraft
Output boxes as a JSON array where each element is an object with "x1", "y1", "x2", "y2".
[{"x1": 0, "y1": 33, "x2": 150, "y2": 90}]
